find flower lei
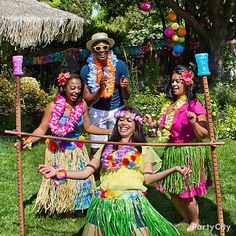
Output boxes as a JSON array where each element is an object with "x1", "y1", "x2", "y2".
[
  {"x1": 101, "y1": 145, "x2": 141, "y2": 170},
  {"x1": 86, "y1": 50, "x2": 118, "y2": 98},
  {"x1": 115, "y1": 110, "x2": 143, "y2": 124},
  {"x1": 157, "y1": 95, "x2": 187, "y2": 142},
  {"x1": 48, "y1": 93, "x2": 84, "y2": 136}
]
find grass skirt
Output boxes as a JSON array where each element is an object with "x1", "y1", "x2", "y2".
[
  {"x1": 157, "y1": 146, "x2": 211, "y2": 198},
  {"x1": 35, "y1": 146, "x2": 95, "y2": 214},
  {"x1": 82, "y1": 191, "x2": 179, "y2": 236}
]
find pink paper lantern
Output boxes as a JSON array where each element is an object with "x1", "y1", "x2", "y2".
[
  {"x1": 164, "y1": 27, "x2": 175, "y2": 38},
  {"x1": 140, "y1": 1, "x2": 151, "y2": 12}
]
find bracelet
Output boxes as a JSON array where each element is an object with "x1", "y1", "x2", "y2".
[
  {"x1": 86, "y1": 164, "x2": 97, "y2": 171},
  {"x1": 22, "y1": 137, "x2": 33, "y2": 149},
  {"x1": 143, "y1": 172, "x2": 153, "y2": 175},
  {"x1": 53, "y1": 165, "x2": 67, "y2": 187}
]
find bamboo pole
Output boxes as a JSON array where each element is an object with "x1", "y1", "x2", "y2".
[
  {"x1": 15, "y1": 75, "x2": 25, "y2": 236},
  {"x1": 5, "y1": 130, "x2": 224, "y2": 147},
  {"x1": 202, "y1": 76, "x2": 225, "y2": 236}
]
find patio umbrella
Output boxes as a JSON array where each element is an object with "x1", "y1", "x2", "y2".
[{"x1": 0, "y1": 0, "x2": 84, "y2": 48}]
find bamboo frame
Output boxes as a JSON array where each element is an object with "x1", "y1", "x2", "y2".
[{"x1": 6, "y1": 70, "x2": 225, "y2": 236}]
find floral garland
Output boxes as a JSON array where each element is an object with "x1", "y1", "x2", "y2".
[
  {"x1": 86, "y1": 50, "x2": 118, "y2": 98},
  {"x1": 101, "y1": 145, "x2": 141, "y2": 170},
  {"x1": 48, "y1": 93, "x2": 84, "y2": 136},
  {"x1": 157, "y1": 95, "x2": 187, "y2": 142}
]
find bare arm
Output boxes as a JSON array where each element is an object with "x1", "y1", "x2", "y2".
[
  {"x1": 143, "y1": 162, "x2": 191, "y2": 185},
  {"x1": 120, "y1": 76, "x2": 131, "y2": 100},
  {"x1": 38, "y1": 157, "x2": 100, "y2": 180},
  {"x1": 82, "y1": 104, "x2": 112, "y2": 135},
  {"x1": 186, "y1": 112, "x2": 209, "y2": 139}
]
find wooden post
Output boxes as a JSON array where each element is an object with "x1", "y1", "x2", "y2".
[{"x1": 202, "y1": 76, "x2": 225, "y2": 236}]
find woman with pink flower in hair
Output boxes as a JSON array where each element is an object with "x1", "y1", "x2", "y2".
[
  {"x1": 145, "y1": 65, "x2": 211, "y2": 232},
  {"x1": 22, "y1": 72, "x2": 111, "y2": 216}
]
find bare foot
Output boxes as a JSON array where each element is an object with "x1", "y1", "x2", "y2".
[{"x1": 186, "y1": 220, "x2": 200, "y2": 232}]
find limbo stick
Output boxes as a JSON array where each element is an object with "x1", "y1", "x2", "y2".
[
  {"x1": 12, "y1": 55, "x2": 25, "y2": 236},
  {"x1": 195, "y1": 53, "x2": 225, "y2": 236}
]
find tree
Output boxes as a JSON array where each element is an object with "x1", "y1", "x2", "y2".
[{"x1": 96, "y1": 0, "x2": 236, "y2": 80}]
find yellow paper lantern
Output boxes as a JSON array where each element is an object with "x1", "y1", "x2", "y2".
[
  {"x1": 168, "y1": 12, "x2": 177, "y2": 22},
  {"x1": 172, "y1": 34, "x2": 179, "y2": 42},
  {"x1": 171, "y1": 23, "x2": 179, "y2": 30}
]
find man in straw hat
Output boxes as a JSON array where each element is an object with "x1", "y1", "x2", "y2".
[{"x1": 81, "y1": 32, "x2": 130, "y2": 156}]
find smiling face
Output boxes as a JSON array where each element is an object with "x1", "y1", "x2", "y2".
[
  {"x1": 117, "y1": 111, "x2": 136, "y2": 141},
  {"x1": 171, "y1": 72, "x2": 186, "y2": 98},
  {"x1": 93, "y1": 40, "x2": 110, "y2": 61},
  {"x1": 64, "y1": 78, "x2": 82, "y2": 104}
]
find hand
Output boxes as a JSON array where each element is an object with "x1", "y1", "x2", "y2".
[
  {"x1": 99, "y1": 76, "x2": 108, "y2": 91},
  {"x1": 120, "y1": 75, "x2": 129, "y2": 89},
  {"x1": 175, "y1": 166, "x2": 192, "y2": 176},
  {"x1": 186, "y1": 111, "x2": 197, "y2": 124},
  {"x1": 38, "y1": 165, "x2": 56, "y2": 178}
]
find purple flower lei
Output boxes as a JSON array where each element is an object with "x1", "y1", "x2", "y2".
[{"x1": 101, "y1": 145, "x2": 135, "y2": 170}]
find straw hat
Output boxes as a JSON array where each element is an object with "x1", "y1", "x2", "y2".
[{"x1": 86, "y1": 32, "x2": 115, "y2": 50}]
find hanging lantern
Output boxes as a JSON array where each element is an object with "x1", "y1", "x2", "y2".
[
  {"x1": 178, "y1": 37, "x2": 185, "y2": 44},
  {"x1": 173, "y1": 44, "x2": 184, "y2": 54},
  {"x1": 140, "y1": 1, "x2": 152, "y2": 12},
  {"x1": 168, "y1": 12, "x2": 177, "y2": 22},
  {"x1": 172, "y1": 34, "x2": 179, "y2": 42},
  {"x1": 171, "y1": 23, "x2": 179, "y2": 31},
  {"x1": 172, "y1": 51, "x2": 181, "y2": 57},
  {"x1": 178, "y1": 27, "x2": 187, "y2": 37},
  {"x1": 164, "y1": 27, "x2": 175, "y2": 38}
]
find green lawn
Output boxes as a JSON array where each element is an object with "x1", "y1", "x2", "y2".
[{"x1": 0, "y1": 136, "x2": 235, "y2": 236}]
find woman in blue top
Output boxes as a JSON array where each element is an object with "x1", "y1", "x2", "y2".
[{"x1": 22, "y1": 72, "x2": 112, "y2": 216}]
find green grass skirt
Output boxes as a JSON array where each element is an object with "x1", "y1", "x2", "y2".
[
  {"x1": 157, "y1": 145, "x2": 211, "y2": 195},
  {"x1": 82, "y1": 194, "x2": 179, "y2": 236}
]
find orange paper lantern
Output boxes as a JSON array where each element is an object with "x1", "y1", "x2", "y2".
[
  {"x1": 178, "y1": 28, "x2": 187, "y2": 37},
  {"x1": 168, "y1": 12, "x2": 177, "y2": 22}
]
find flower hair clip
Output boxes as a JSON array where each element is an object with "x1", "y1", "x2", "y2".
[
  {"x1": 115, "y1": 110, "x2": 144, "y2": 124},
  {"x1": 57, "y1": 72, "x2": 71, "y2": 86},
  {"x1": 181, "y1": 70, "x2": 194, "y2": 86}
]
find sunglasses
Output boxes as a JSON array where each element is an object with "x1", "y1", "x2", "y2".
[{"x1": 93, "y1": 45, "x2": 109, "y2": 52}]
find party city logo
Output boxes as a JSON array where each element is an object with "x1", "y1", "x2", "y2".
[{"x1": 194, "y1": 223, "x2": 231, "y2": 232}]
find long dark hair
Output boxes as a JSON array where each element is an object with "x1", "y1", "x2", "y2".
[
  {"x1": 166, "y1": 65, "x2": 198, "y2": 102},
  {"x1": 107, "y1": 107, "x2": 147, "y2": 153},
  {"x1": 58, "y1": 72, "x2": 84, "y2": 104}
]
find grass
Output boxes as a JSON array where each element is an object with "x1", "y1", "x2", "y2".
[{"x1": 0, "y1": 135, "x2": 235, "y2": 236}]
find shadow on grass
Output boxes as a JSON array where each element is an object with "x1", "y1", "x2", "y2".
[{"x1": 147, "y1": 186, "x2": 236, "y2": 235}]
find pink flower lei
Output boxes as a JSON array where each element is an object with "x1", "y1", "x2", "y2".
[{"x1": 48, "y1": 93, "x2": 84, "y2": 136}]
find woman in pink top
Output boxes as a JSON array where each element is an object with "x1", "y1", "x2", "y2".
[{"x1": 145, "y1": 65, "x2": 211, "y2": 232}]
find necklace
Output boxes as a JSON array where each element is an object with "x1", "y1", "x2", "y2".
[
  {"x1": 48, "y1": 93, "x2": 84, "y2": 136},
  {"x1": 86, "y1": 50, "x2": 117, "y2": 98},
  {"x1": 157, "y1": 95, "x2": 187, "y2": 142},
  {"x1": 101, "y1": 145, "x2": 141, "y2": 170}
]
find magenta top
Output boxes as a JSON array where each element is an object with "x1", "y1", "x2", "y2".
[{"x1": 161, "y1": 100, "x2": 206, "y2": 143}]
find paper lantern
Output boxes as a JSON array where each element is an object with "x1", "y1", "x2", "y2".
[
  {"x1": 172, "y1": 34, "x2": 179, "y2": 42},
  {"x1": 173, "y1": 44, "x2": 184, "y2": 54},
  {"x1": 164, "y1": 27, "x2": 175, "y2": 38},
  {"x1": 168, "y1": 12, "x2": 177, "y2": 22},
  {"x1": 171, "y1": 23, "x2": 179, "y2": 30},
  {"x1": 178, "y1": 28, "x2": 187, "y2": 37},
  {"x1": 172, "y1": 51, "x2": 181, "y2": 57},
  {"x1": 178, "y1": 37, "x2": 185, "y2": 44},
  {"x1": 140, "y1": 1, "x2": 151, "y2": 12}
]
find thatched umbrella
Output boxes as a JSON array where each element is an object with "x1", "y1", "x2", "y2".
[{"x1": 0, "y1": 0, "x2": 84, "y2": 48}]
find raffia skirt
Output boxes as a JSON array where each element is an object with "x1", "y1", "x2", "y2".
[
  {"x1": 35, "y1": 145, "x2": 95, "y2": 214},
  {"x1": 157, "y1": 146, "x2": 212, "y2": 198},
  {"x1": 82, "y1": 190, "x2": 179, "y2": 236}
]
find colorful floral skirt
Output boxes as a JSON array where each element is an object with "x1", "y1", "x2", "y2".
[
  {"x1": 157, "y1": 146, "x2": 212, "y2": 198},
  {"x1": 35, "y1": 145, "x2": 95, "y2": 214},
  {"x1": 82, "y1": 190, "x2": 179, "y2": 236}
]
